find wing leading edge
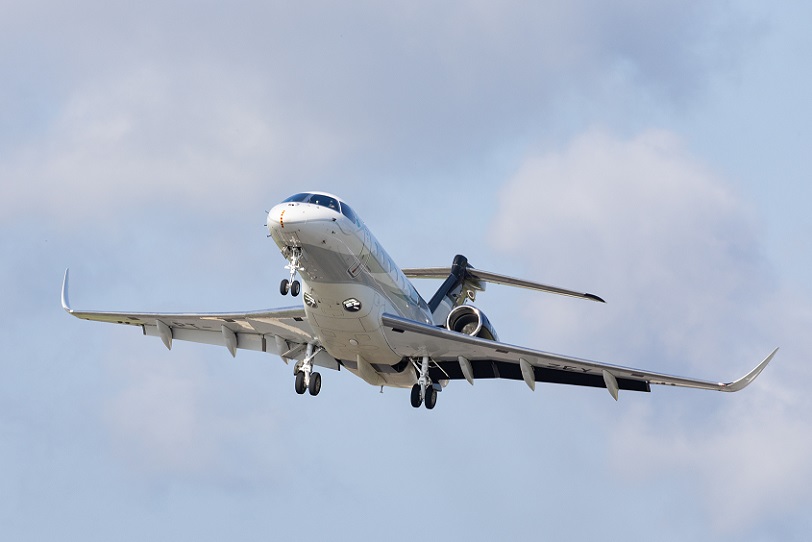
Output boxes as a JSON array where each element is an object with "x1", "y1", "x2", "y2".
[
  {"x1": 380, "y1": 313, "x2": 777, "y2": 399},
  {"x1": 60, "y1": 269, "x2": 333, "y2": 367}
]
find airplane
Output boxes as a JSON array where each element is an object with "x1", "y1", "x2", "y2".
[{"x1": 61, "y1": 191, "x2": 778, "y2": 409}]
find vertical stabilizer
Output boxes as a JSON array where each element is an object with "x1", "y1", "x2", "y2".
[{"x1": 427, "y1": 255, "x2": 484, "y2": 323}]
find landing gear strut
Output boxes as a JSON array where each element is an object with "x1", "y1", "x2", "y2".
[
  {"x1": 280, "y1": 247, "x2": 302, "y2": 297},
  {"x1": 410, "y1": 355, "x2": 438, "y2": 410},
  {"x1": 293, "y1": 343, "x2": 322, "y2": 397}
]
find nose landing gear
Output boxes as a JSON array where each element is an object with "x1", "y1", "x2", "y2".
[{"x1": 280, "y1": 247, "x2": 303, "y2": 297}]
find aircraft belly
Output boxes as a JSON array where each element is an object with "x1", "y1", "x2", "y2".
[
  {"x1": 341, "y1": 364, "x2": 417, "y2": 389},
  {"x1": 303, "y1": 281, "x2": 402, "y2": 366}
]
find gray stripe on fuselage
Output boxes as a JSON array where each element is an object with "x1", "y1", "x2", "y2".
[{"x1": 298, "y1": 242, "x2": 432, "y2": 324}]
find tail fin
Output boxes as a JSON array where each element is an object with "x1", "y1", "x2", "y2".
[{"x1": 425, "y1": 255, "x2": 484, "y2": 323}]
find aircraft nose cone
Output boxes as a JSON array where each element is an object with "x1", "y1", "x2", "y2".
[
  {"x1": 268, "y1": 202, "x2": 308, "y2": 244},
  {"x1": 267, "y1": 206, "x2": 282, "y2": 235},
  {"x1": 268, "y1": 202, "x2": 308, "y2": 236}
]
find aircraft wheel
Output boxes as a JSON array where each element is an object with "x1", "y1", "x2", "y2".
[
  {"x1": 280, "y1": 279, "x2": 290, "y2": 295},
  {"x1": 309, "y1": 372, "x2": 321, "y2": 396},
  {"x1": 294, "y1": 370, "x2": 307, "y2": 394},
  {"x1": 410, "y1": 383, "x2": 422, "y2": 408},
  {"x1": 424, "y1": 385, "x2": 437, "y2": 410},
  {"x1": 291, "y1": 280, "x2": 301, "y2": 297}
]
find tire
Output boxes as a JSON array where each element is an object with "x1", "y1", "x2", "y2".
[
  {"x1": 424, "y1": 385, "x2": 437, "y2": 410},
  {"x1": 410, "y1": 383, "x2": 422, "y2": 408},
  {"x1": 294, "y1": 370, "x2": 307, "y2": 394},
  {"x1": 291, "y1": 280, "x2": 301, "y2": 297},
  {"x1": 280, "y1": 279, "x2": 289, "y2": 295},
  {"x1": 309, "y1": 372, "x2": 321, "y2": 396}
]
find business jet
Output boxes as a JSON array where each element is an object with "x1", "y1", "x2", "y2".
[{"x1": 62, "y1": 191, "x2": 778, "y2": 409}]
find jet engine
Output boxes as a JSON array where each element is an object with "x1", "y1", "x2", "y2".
[{"x1": 446, "y1": 305, "x2": 499, "y2": 341}]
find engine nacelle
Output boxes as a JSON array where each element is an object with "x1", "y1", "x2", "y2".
[{"x1": 446, "y1": 305, "x2": 499, "y2": 341}]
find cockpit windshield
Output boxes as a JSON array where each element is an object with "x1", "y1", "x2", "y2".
[
  {"x1": 283, "y1": 192, "x2": 339, "y2": 211},
  {"x1": 282, "y1": 192, "x2": 362, "y2": 226},
  {"x1": 282, "y1": 193, "x2": 310, "y2": 203},
  {"x1": 340, "y1": 202, "x2": 360, "y2": 225}
]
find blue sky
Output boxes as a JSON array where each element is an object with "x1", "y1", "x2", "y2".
[{"x1": 3, "y1": 2, "x2": 811, "y2": 540}]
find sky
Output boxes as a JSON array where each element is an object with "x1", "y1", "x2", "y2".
[{"x1": 2, "y1": 1, "x2": 811, "y2": 540}]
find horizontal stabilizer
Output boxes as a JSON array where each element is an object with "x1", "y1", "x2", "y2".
[{"x1": 403, "y1": 266, "x2": 605, "y2": 303}]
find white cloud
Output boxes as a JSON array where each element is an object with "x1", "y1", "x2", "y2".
[
  {"x1": 491, "y1": 128, "x2": 769, "y2": 365},
  {"x1": 609, "y1": 397, "x2": 812, "y2": 533},
  {"x1": 1, "y1": 65, "x2": 356, "y2": 227},
  {"x1": 489, "y1": 128, "x2": 812, "y2": 533},
  {"x1": 0, "y1": 1, "x2": 761, "y2": 227},
  {"x1": 0, "y1": 2, "x2": 794, "y2": 539},
  {"x1": 103, "y1": 349, "x2": 284, "y2": 486}
]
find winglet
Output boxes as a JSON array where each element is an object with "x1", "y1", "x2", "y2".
[
  {"x1": 61, "y1": 268, "x2": 73, "y2": 313},
  {"x1": 721, "y1": 348, "x2": 779, "y2": 392}
]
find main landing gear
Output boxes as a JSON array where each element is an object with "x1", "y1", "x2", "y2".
[
  {"x1": 294, "y1": 343, "x2": 322, "y2": 397},
  {"x1": 280, "y1": 247, "x2": 302, "y2": 297},
  {"x1": 280, "y1": 278, "x2": 301, "y2": 297},
  {"x1": 410, "y1": 355, "x2": 438, "y2": 410}
]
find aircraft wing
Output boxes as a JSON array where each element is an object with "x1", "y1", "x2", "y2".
[
  {"x1": 380, "y1": 313, "x2": 777, "y2": 399},
  {"x1": 60, "y1": 270, "x2": 334, "y2": 367}
]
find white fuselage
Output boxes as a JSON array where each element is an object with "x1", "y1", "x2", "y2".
[{"x1": 267, "y1": 193, "x2": 433, "y2": 387}]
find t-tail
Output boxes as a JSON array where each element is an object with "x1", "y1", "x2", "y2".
[{"x1": 402, "y1": 254, "x2": 605, "y2": 326}]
